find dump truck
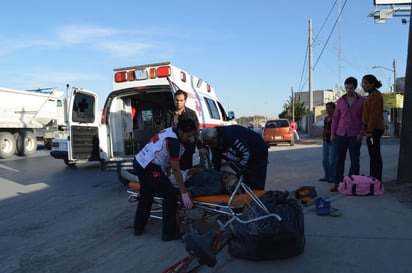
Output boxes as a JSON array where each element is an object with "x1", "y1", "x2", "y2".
[{"x1": 0, "y1": 87, "x2": 67, "y2": 159}]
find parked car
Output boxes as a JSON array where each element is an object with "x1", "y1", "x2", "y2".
[{"x1": 262, "y1": 119, "x2": 294, "y2": 146}]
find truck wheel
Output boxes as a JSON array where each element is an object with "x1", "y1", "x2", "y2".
[
  {"x1": 43, "y1": 139, "x2": 52, "y2": 150},
  {"x1": 16, "y1": 132, "x2": 38, "y2": 156},
  {"x1": 0, "y1": 132, "x2": 16, "y2": 159}
]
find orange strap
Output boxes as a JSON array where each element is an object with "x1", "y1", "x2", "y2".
[
  {"x1": 192, "y1": 190, "x2": 267, "y2": 206},
  {"x1": 128, "y1": 181, "x2": 266, "y2": 206}
]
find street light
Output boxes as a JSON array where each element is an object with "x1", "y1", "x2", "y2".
[
  {"x1": 372, "y1": 59, "x2": 399, "y2": 138},
  {"x1": 372, "y1": 59, "x2": 397, "y2": 92}
]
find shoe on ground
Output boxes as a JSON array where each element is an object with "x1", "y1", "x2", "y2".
[
  {"x1": 134, "y1": 228, "x2": 144, "y2": 236},
  {"x1": 162, "y1": 233, "x2": 182, "y2": 242},
  {"x1": 319, "y1": 178, "x2": 328, "y2": 182},
  {"x1": 330, "y1": 185, "x2": 339, "y2": 192}
]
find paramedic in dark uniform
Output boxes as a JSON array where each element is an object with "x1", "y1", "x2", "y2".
[
  {"x1": 161, "y1": 89, "x2": 200, "y2": 170},
  {"x1": 133, "y1": 118, "x2": 197, "y2": 241},
  {"x1": 199, "y1": 125, "x2": 268, "y2": 190}
]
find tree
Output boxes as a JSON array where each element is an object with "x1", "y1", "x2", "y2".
[
  {"x1": 236, "y1": 115, "x2": 267, "y2": 127},
  {"x1": 279, "y1": 94, "x2": 307, "y2": 121}
]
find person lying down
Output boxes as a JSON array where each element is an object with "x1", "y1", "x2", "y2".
[
  {"x1": 123, "y1": 168, "x2": 238, "y2": 198},
  {"x1": 169, "y1": 168, "x2": 238, "y2": 198}
]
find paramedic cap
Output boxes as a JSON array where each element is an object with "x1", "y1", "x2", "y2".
[{"x1": 199, "y1": 128, "x2": 218, "y2": 142}]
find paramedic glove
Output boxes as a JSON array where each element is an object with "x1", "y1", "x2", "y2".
[{"x1": 181, "y1": 192, "x2": 193, "y2": 209}]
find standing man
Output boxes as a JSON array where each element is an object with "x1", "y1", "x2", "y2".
[
  {"x1": 330, "y1": 77, "x2": 365, "y2": 192},
  {"x1": 361, "y1": 74, "x2": 385, "y2": 181},
  {"x1": 161, "y1": 89, "x2": 200, "y2": 170},
  {"x1": 199, "y1": 125, "x2": 268, "y2": 190}
]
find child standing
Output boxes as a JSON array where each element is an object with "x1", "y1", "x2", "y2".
[{"x1": 319, "y1": 102, "x2": 336, "y2": 182}]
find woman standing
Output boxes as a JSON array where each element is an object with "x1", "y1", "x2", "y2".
[{"x1": 361, "y1": 74, "x2": 385, "y2": 181}]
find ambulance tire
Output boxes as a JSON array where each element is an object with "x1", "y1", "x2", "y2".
[
  {"x1": 117, "y1": 170, "x2": 130, "y2": 186},
  {"x1": 16, "y1": 131, "x2": 37, "y2": 156},
  {"x1": 0, "y1": 132, "x2": 16, "y2": 159}
]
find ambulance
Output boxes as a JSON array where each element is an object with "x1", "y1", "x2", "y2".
[{"x1": 51, "y1": 62, "x2": 235, "y2": 184}]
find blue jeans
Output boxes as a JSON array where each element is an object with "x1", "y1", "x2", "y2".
[
  {"x1": 322, "y1": 141, "x2": 336, "y2": 181},
  {"x1": 334, "y1": 135, "x2": 362, "y2": 183}
]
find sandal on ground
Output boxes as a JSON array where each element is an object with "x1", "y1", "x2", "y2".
[{"x1": 329, "y1": 207, "x2": 342, "y2": 217}]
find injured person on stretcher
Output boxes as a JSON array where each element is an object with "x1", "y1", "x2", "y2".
[
  {"x1": 126, "y1": 167, "x2": 239, "y2": 199},
  {"x1": 169, "y1": 168, "x2": 238, "y2": 198}
]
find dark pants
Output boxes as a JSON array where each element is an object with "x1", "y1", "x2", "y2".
[
  {"x1": 133, "y1": 160, "x2": 179, "y2": 238},
  {"x1": 244, "y1": 142, "x2": 268, "y2": 190},
  {"x1": 366, "y1": 130, "x2": 384, "y2": 181},
  {"x1": 180, "y1": 142, "x2": 195, "y2": 170},
  {"x1": 334, "y1": 135, "x2": 362, "y2": 184}
]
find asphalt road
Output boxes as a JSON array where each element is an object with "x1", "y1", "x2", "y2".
[{"x1": 0, "y1": 138, "x2": 402, "y2": 273}]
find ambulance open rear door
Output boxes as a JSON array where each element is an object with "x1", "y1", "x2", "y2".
[{"x1": 67, "y1": 87, "x2": 100, "y2": 164}]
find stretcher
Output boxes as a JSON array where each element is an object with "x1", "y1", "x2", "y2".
[
  {"x1": 127, "y1": 178, "x2": 281, "y2": 230},
  {"x1": 127, "y1": 170, "x2": 283, "y2": 273}
]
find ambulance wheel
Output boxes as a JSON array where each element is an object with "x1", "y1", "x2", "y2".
[
  {"x1": 117, "y1": 170, "x2": 129, "y2": 186},
  {"x1": 16, "y1": 131, "x2": 37, "y2": 156},
  {"x1": 0, "y1": 132, "x2": 16, "y2": 159}
]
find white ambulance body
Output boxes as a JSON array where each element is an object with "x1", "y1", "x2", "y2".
[{"x1": 57, "y1": 62, "x2": 235, "y2": 184}]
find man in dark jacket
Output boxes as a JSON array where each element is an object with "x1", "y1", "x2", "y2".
[
  {"x1": 199, "y1": 125, "x2": 268, "y2": 190},
  {"x1": 161, "y1": 89, "x2": 200, "y2": 170}
]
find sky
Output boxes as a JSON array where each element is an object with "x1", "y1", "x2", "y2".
[{"x1": 0, "y1": 0, "x2": 410, "y2": 118}]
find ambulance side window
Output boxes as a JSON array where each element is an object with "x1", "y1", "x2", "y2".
[
  {"x1": 204, "y1": 97, "x2": 221, "y2": 120},
  {"x1": 216, "y1": 101, "x2": 229, "y2": 121}
]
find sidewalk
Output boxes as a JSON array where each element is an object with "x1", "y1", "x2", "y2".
[{"x1": 200, "y1": 136, "x2": 412, "y2": 273}]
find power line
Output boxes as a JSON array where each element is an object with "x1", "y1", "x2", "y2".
[
  {"x1": 297, "y1": 39, "x2": 309, "y2": 92},
  {"x1": 297, "y1": 0, "x2": 348, "y2": 91},
  {"x1": 314, "y1": 0, "x2": 348, "y2": 70}
]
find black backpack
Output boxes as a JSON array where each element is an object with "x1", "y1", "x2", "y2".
[{"x1": 228, "y1": 190, "x2": 305, "y2": 260}]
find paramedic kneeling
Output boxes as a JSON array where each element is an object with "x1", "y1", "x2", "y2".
[
  {"x1": 133, "y1": 118, "x2": 197, "y2": 241},
  {"x1": 200, "y1": 125, "x2": 268, "y2": 190}
]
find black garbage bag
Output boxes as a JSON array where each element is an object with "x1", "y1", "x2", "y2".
[{"x1": 228, "y1": 190, "x2": 305, "y2": 260}]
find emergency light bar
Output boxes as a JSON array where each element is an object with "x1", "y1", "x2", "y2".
[
  {"x1": 114, "y1": 65, "x2": 178, "y2": 83},
  {"x1": 113, "y1": 64, "x2": 211, "y2": 92}
]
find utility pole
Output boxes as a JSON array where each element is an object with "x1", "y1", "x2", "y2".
[
  {"x1": 372, "y1": 59, "x2": 399, "y2": 137},
  {"x1": 392, "y1": 59, "x2": 399, "y2": 138},
  {"x1": 393, "y1": 58, "x2": 397, "y2": 91},
  {"x1": 398, "y1": 12, "x2": 412, "y2": 184},
  {"x1": 308, "y1": 19, "x2": 314, "y2": 136},
  {"x1": 291, "y1": 87, "x2": 295, "y2": 122}
]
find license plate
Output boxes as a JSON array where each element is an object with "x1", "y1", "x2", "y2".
[{"x1": 275, "y1": 136, "x2": 281, "y2": 140}]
